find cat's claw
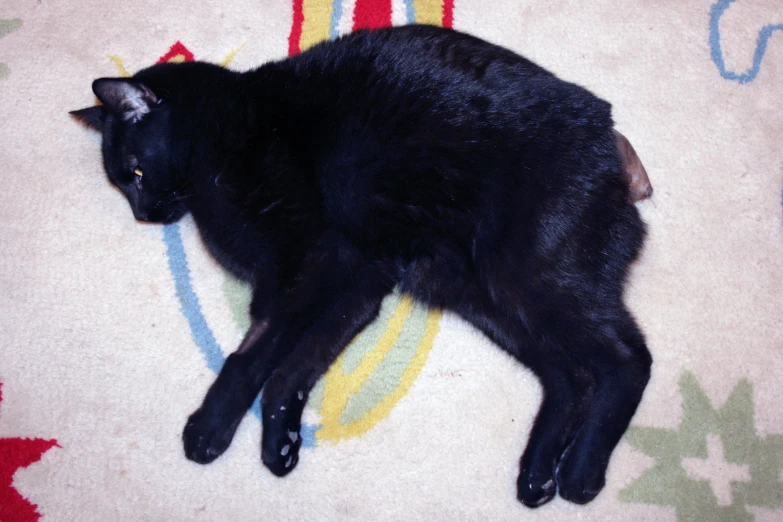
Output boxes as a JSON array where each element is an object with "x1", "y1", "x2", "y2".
[{"x1": 182, "y1": 408, "x2": 241, "y2": 464}]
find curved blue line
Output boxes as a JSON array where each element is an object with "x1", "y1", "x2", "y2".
[
  {"x1": 162, "y1": 223, "x2": 318, "y2": 447},
  {"x1": 709, "y1": 0, "x2": 783, "y2": 84},
  {"x1": 163, "y1": 223, "x2": 224, "y2": 374}
]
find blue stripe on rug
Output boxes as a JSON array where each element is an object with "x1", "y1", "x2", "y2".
[
  {"x1": 405, "y1": 0, "x2": 415, "y2": 24},
  {"x1": 329, "y1": 0, "x2": 342, "y2": 40}
]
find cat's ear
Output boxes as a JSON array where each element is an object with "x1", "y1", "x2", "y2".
[
  {"x1": 92, "y1": 78, "x2": 159, "y2": 123},
  {"x1": 69, "y1": 106, "x2": 107, "y2": 131}
]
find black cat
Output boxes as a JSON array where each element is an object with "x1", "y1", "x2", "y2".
[{"x1": 71, "y1": 25, "x2": 651, "y2": 507}]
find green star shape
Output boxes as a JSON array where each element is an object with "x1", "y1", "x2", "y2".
[
  {"x1": 0, "y1": 18, "x2": 23, "y2": 80},
  {"x1": 620, "y1": 371, "x2": 783, "y2": 521}
]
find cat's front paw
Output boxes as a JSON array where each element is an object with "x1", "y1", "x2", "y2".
[
  {"x1": 183, "y1": 408, "x2": 242, "y2": 464},
  {"x1": 261, "y1": 419, "x2": 302, "y2": 477},
  {"x1": 261, "y1": 376, "x2": 307, "y2": 476}
]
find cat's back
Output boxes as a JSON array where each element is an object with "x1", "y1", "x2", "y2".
[
  {"x1": 256, "y1": 26, "x2": 630, "y2": 262},
  {"x1": 280, "y1": 25, "x2": 620, "y2": 209},
  {"x1": 296, "y1": 25, "x2": 549, "y2": 87},
  {"x1": 289, "y1": 25, "x2": 610, "y2": 125}
]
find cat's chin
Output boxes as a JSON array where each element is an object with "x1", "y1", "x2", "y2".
[
  {"x1": 160, "y1": 208, "x2": 188, "y2": 224},
  {"x1": 135, "y1": 206, "x2": 188, "y2": 224}
]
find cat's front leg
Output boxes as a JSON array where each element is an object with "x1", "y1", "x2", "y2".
[
  {"x1": 259, "y1": 268, "x2": 390, "y2": 476},
  {"x1": 183, "y1": 317, "x2": 284, "y2": 464},
  {"x1": 259, "y1": 374, "x2": 308, "y2": 475},
  {"x1": 182, "y1": 320, "x2": 269, "y2": 464}
]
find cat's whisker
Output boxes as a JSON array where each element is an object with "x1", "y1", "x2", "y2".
[{"x1": 155, "y1": 190, "x2": 191, "y2": 209}]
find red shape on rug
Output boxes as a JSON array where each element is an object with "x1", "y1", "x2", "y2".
[
  {"x1": 0, "y1": 383, "x2": 59, "y2": 522},
  {"x1": 157, "y1": 41, "x2": 195, "y2": 64},
  {"x1": 353, "y1": 0, "x2": 392, "y2": 30},
  {"x1": 289, "y1": 0, "x2": 305, "y2": 56},
  {"x1": 442, "y1": 0, "x2": 454, "y2": 28}
]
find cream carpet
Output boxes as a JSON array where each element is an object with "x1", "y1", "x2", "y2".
[{"x1": 1, "y1": 1, "x2": 782, "y2": 520}]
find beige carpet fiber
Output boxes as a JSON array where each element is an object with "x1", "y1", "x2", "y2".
[{"x1": 1, "y1": 0, "x2": 782, "y2": 520}]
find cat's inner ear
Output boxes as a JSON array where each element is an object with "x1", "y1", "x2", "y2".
[
  {"x1": 69, "y1": 106, "x2": 107, "y2": 131},
  {"x1": 92, "y1": 78, "x2": 159, "y2": 123}
]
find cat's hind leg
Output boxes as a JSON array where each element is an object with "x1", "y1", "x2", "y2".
[
  {"x1": 450, "y1": 298, "x2": 595, "y2": 508},
  {"x1": 514, "y1": 353, "x2": 595, "y2": 507},
  {"x1": 553, "y1": 308, "x2": 650, "y2": 504},
  {"x1": 399, "y1": 251, "x2": 594, "y2": 507},
  {"x1": 474, "y1": 288, "x2": 649, "y2": 506}
]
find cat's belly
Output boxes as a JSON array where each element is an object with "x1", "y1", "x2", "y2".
[{"x1": 195, "y1": 221, "x2": 260, "y2": 282}]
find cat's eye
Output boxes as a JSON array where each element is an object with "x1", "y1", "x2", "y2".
[{"x1": 133, "y1": 168, "x2": 143, "y2": 177}]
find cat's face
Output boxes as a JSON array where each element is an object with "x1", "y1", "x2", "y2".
[{"x1": 71, "y1": 79, "x2": 188, "y2": 223}]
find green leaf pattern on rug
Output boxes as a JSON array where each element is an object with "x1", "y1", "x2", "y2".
[
  {"x1": 0, "y1": 19, "x2": 22, "y2": 80},
  {"x1": 621, "y1": 371, "x2": 783, "y2": 521},
  {"x1": 222, "y1": 270, "x2": 252, "y2": 334}
]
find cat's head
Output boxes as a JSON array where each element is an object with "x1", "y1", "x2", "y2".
[{"x1": 71, "y1": 77, "x2": 188, "y2": 223}]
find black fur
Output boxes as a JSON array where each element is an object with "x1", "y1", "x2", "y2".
[{"x1": 72, "y1": 25, "x2": 651, "y2": 507}]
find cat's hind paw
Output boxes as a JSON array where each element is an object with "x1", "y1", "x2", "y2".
[
  {"x1": 555, "y1": 444, "x2": 607, "y2": 504},
  {"x1": 517, "y1": 469, "x2": 557, "y2": 508}
]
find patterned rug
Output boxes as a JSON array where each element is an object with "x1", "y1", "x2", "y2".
[{"x1": 1, "y1": 1, "x2": 781, "y2": 520}]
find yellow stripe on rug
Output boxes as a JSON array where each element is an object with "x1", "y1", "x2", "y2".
[
  {"x1": 300, "y1": 0, "x2": 335, "y2": 51},
  {"x1": 318, "y1": 295, "x2": 442, "y2": 442}
]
